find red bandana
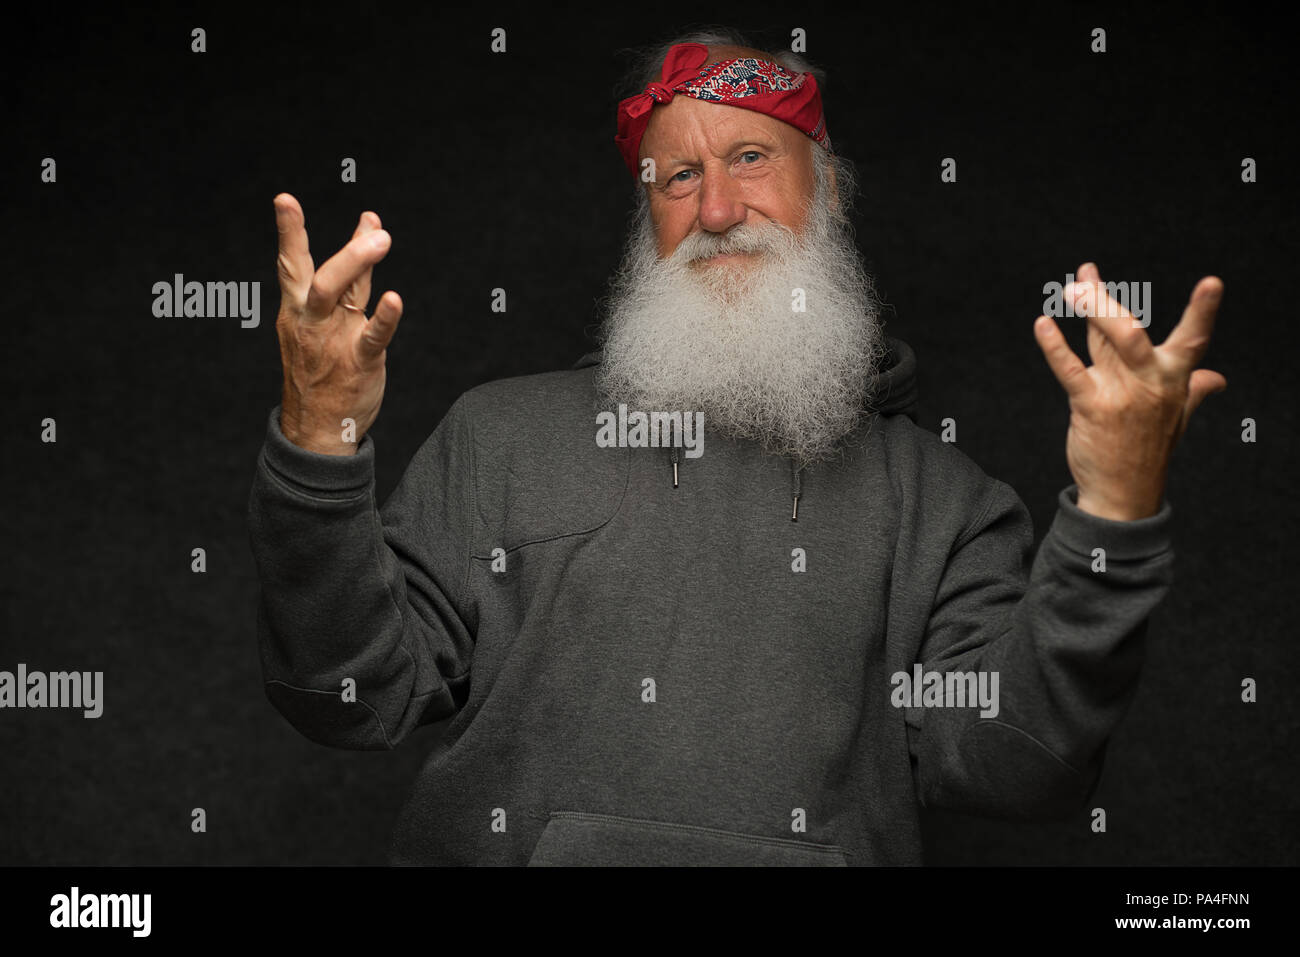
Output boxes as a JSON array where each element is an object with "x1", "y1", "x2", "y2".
[{"x1": 615, "y1": 42, "x2": 832, "y2": 177}]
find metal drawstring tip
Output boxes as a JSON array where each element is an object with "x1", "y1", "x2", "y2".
[
  {"x1": 672, "y1": 460, "x2": 679, "y2": 488},
  {"x1": 791, "y1": 495, "x2": 799, "y2": 522}
]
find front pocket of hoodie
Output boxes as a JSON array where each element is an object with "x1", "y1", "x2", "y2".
[{"x1": 526, "y1": 811, "x2": 849, "y2": 866}]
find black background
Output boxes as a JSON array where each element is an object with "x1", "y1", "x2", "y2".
[{"x1": 3, "y1": 2, "x2": 1296, "y2": 865}]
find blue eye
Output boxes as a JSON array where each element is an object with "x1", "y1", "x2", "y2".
[
  {"x1": 671, "y1": 169, "x2": 694, "y2": 182},
  {"x1": 739, "y1": 151, "x2": 761, "y2": 163}
]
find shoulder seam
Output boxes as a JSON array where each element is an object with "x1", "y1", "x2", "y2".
[{"x1": 951, "y1": 480, "x2": 1001, "y2": 552}]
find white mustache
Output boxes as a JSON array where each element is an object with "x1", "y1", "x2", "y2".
[{"x1": 672, "y1": 221, "x2": 795, "y2": 262}]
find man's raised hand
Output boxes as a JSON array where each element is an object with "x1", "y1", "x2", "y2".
[
  {"x1": 1033, "y1": 261, "x2": 1227, "y2": 521},
  {"x1": 273, "y1": 192, "x2": 404, "y2": 455}
]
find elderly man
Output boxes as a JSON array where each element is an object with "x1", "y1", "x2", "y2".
[{"x1": 248, "y1": 31, "x2": 1225, "y2": 866}]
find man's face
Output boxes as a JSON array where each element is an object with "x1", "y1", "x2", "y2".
[
  {"x1": 596, "y1": 48, "x2": 886, "y2": 465},
  {"x1": 639, "y1": 92, "x2": 817, "y2": 269}
]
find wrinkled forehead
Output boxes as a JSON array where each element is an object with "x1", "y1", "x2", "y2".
[{"x1": 642, "y1": 94, "x2": 805, "y2": 161}]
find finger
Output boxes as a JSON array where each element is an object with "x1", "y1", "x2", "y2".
[
  {"x1": 1077, "y1": 262, "x2": 1109, "y2": 369},
  {"x1": 1033, "y1": 315, "x2": 1091, "y2": 399},
  {"x1": 1161, "y1": 276, "x2": 1223, "y2": 370},
  {"x1": 343, "y1": 211, "x2": 382, "y2": 313},
  {"x1": 306, "y1": 228, "x2": 392, "y2": 318},
  {"x1": 274, "y1": 193, "x2": 314, "y2": 301},
  {"x1": 358, "y1": 291, "x2": 403, "y2": 360},
  {"x1": 1066, "y1": 277, "x2": 1157, "y2": 371}
]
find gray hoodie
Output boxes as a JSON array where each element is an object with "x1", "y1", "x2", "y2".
[{"x1": 247, "y1": 336, "x2": 1174, "y2": 865}]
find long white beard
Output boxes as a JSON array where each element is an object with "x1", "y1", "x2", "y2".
[{"x1": 595, "y1": 164, "x2": 887, "y2": 465}]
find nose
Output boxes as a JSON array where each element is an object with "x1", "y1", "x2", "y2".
[{"x1": 695, "y1": 166, "x2": 747, "y2": 236}]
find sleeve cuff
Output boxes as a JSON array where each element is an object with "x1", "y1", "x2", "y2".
[
  {"x1": 259, "y1": 404, "x2": 376, "y2": 496},
  {"x1": 1047, "y1": 483, "x2": 1173, "y2": 562}
]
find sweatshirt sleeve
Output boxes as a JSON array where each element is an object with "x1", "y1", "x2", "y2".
[
  {"x1": 905, "y1": 480, "x2": 1174, "y2": 818},
  {"x1": 246, "y1": 397, "x2": 478, "y2": 750}
]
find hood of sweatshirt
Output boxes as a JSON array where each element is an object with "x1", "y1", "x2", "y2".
[{"x1": 572, "y1": 335, "x2": 919, "y2": 522}]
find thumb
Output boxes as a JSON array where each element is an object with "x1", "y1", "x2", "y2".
[
  {"x1": 1185, "y1": 368, "x2": 1228, "y2": 419},
  {"x1": 1034, "y1": 314, "x2": 1090, "y2": 399},
  {"x1": 1174, "y1": 368, "x2": 1227, "y2": 444}
]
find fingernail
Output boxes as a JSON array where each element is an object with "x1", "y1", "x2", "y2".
[{"x1": 370, "y1": 230, "x2": 390, "y2": 250}]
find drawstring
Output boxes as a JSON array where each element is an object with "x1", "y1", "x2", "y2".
[
  {"x1": 790, "y1": 458, "x2": 803, "y2": 522},
  {"x1": 664, "y1": 446, "x2": 804, "y2": 521}
]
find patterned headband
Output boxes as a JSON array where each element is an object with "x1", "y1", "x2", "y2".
[{"x1": 615, "y1": 42, "x2": 832, "y2": 178}]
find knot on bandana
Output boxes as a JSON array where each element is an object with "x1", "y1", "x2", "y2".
[
  {"x1": 644, "y1": 81, "x2": 676, "y2": 103},
  {"x1": 615, "y1": 41, "x2": 832, "y2": 178}
]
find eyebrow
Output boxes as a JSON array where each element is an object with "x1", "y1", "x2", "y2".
[{"x1": 658, "y1": 136, "x2": 781, "y2": 168}]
